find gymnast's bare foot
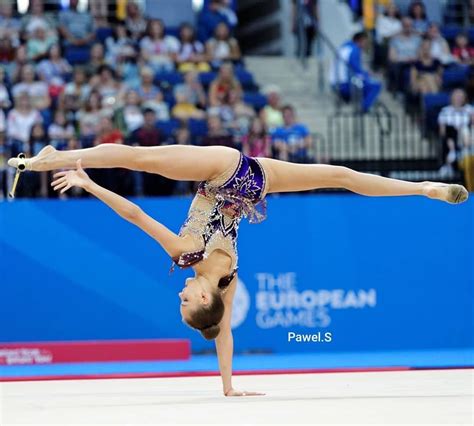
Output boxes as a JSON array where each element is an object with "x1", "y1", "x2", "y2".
[
  {"x1": 8, "y1": 145, "x2": 57, "y2": 171},
  {"x1": 423, "y1": 182, "x2": 469, "y2": 204}
]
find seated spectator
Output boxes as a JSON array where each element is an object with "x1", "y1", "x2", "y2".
[
  {"x1": 201, "y1": 113, "x2": 235, "y2": 147},
  {"x1": 94, "y1": 116, "x2": 124, "y2": 145},
  {"x1": 0, "y1": 2, "x2": 21, "y2": 47},
  {"x1": 198, "y1": 0, "x2": 238, "y2": 42},
  {"x1": 91, "y1": 65, "x2": 125, "y2": 111},
  {"x1": 388, "y1": 17, "x2": 421, "y2": 93},
  {"x1": 0, "y1": 66, "x2": 11, "y2": 110},
  {"x1": 219, "y1": 90, "x2": 255, "y2": 135},
  {"x1": 242, "y1": 117, "x2": 271, "y2": 158},
  {"x1": 209, "y1": 62, "x2": 243, "y2": 107},
  {"x1": 331, "y1": 32, "x2": 382, "y2": 112},
  {"x1": 86, "y1": 42, "x2": 106, "y2": 76},
  {"x1": 21, "y1": 0, "x2": 57, "y2": 41},
  {"x1": 271, "y1": 105, "x2": 312, "y2": 163},
  {"x1": 129, "y1": 108, "x2": 162, "y2": 147},
  {"x1": 105, "y1": 23, "x2": 135, "y2": 66},
  {"x1": 175, "y1": 23, "x2": 210, "y2": 73},
  {"x1": 139, "y1": 19, "x2": 179, "y2": 73},
  {"x1": 452, "y1": 33, "x2": 474, "y2": 66},
  {"x1": 61, "y1": 67, "x2": 90, "y2": 112},
  {"x1": 26, "y1": 20, "x2": 57, "y2": 62},
  {"x1": 205, "y1": 22, "x2": 241, "y2": 67},
  {"x1": 260, "y1": 85, "x2": 284, "y2": 131},
  {"x1": 438, "y1": 89, "x2": 473, "y2": 175},
  {"x1": 410, "y1": 39, "x2": 442, "y2": 95},
  {"x1": 12, "y1": 64, "x2": 50, "y2": 111},
  {"x1": 29, "y1": 122, "x2": 49, "y2": 156},
  {"x1": 134, "y1": 66, "x2": 169, "y2": 121},
  {"x1": 374, "y1": 4, "x2": 402, "y2": 70},
  {"x1": 174, "y1": 71, "x2": 207, "y2": 108},
  {"x1": 114, "y1": 89, "x2": 144, "y2": 135},
  {"x1": 125, "y1": 1, "x2": 147, "y2": 42},
  {"x1": 408, "y1": 1, "x2": 429, "y2": 35},
  {"x1": 48, "y1": 109, "x2": 75, "y2": 150},
  {"x1": 6, "y1": 92, "x2": 42, "y2": 156},
  {"x1": 426, "y1": 23, "x2": 454, "y2": 65},
  {"x1": 37, "y1": 44, "x2": 72, "y2": 88},
  {"x1": 77, "y1": 90, "x2": 103, "y2": 146},
  {"x1": 0, "y1": 35, "x2": 15, "y2": 64},
  {"x1": 172, "y1": 88, "x2": 206, "y2": 120},
  {"x1": 58, "y1": 0, "x2": 95, "y2": 47}
]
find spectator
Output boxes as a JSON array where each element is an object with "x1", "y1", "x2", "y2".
[
  {"x1": 21, "y1": 0, "x2": 57, "y2": 41},
  {"x1": 260, "y1": 85, "x2": 284, "y2": 131},
  {"x1": 48, "y1": 109, "x2": 75, "y2": 150},
  {"x1": 86, "y1": 42, "x2": 106, "y2": 76},
  {"x1": 136, "y1": 67, "x2": 170, "y2": 121},
  {"x1": 114, "y1": 89, "x2": 144, "y2": 134},
  {"x1": 0, "y1": 66, "x2": 11, "y2": 110},
  {"x1": 271, "y1": 105, "x2": 312, "y2": 163},
  {"x1": 331, "y1": 32, "x2": 382, "y2": 112},
  {"x1": 37, "y1": 44, "x2": 72, "y2": 87},
  {"x1": 6, "y1": 92, "x2": 42, "y2": 156},
  {"x1": 175, "y1": 23, "x2": 210, "y2": 73},
  {"x1": 26, "y1": 20, "x2": 57, "y2": 61},
  {"x1": 223, "y1": 90, "x2": 256, "y2": 135},
  {"x1": 242, "y1": 117, "x2": 271, "y2": 158},
  {"x1": 7, "y1": 44, "x2": 28, "y2": 84},
  {"x1": 129, "y1": 108, "x2": 161, "y2": 147},
  {"x1": 105, "y1": 23, "x2": 135, "y2": 66},
  {"x1": 91, "y1": 65, "x2": 125, "y2": 111},
  {"x1": 291, "y1": 0, "x2": 318, "y2": 58},
  {"x1": 61, "y1": 67, "x2": 90, "y2": 112},
  {"x1": 0, "y1": 2, "x2": 21, "y2": 46},
  {"x1": 58, "y1": 0, "x2": 95, "y2": 47},
  {"x1": 174, "y1": 71, "x2": 207, "y2": 108},
  {"x1": 201, "y1": 113, "x2": 234, "y2": 147},
  {"x1": 408, "y1": 1, "x2": 429, "y2": 35},
  {"x1": 172, "y1": 88, "x2": 206, "y2": 120},
  {"x1": 125, "y1": 1, "x2": 147, "y2": 42},
  {"x1": 0, "y1": 35, "x2": 15, "y2": 64},
  {"x1": 77, "y1": 90, "x2": 103, "y2": 146},
  {"x1": 426, "y1": 23, "x2": 454, "y2": 65},
  {"x1": 29, "y1": 122, "x2": 49, "y2": 156},
  {"x1": 12, "y1": 64, "x2": 50, "y2": 111},
  {"x1": 0, "y1": 107, "x2": 5, "y2": 132},
  {"x1": 209, "y1": 62, "x2": 242, "y2": 107},
  {"x1": 205, "y1": 22, "x2": 241, "y2": 67},
  {"x1": 22, "y1": 122, "x2": 49, "y2": 198},
  {"x1": 438, "y1": 89, "x2": 473, "y2": 176},
  {"x1": 94, "y1": 116, "x2": 124, "y2": 145},
  {"x1": 452, "y1": 33, "x2": 474, "y2": 66},
  {"x1": 374, "y1": 4, "x2": 402, "y2": 69},
  {"x1": 198, "y1": 0, "x2": 237, "y2": 42},
  {"x1": 388, "y1": 17, "x2": 421, "y2": 93},
  {"x1": 139, "y1": 19, "x2": 179, "y2": 73},
  {"x1": 410, "y1": 38, "x2": 442, "y2": 95}
]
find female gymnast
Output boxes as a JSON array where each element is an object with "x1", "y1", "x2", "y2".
[{"x1": 8, "y1": 144, "x2": 468, "y2": 396}]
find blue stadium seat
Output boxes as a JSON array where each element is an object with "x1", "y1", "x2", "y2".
[
  {"x1": 96, "y1": 27, "x2": 114, "y2": 44},
  {"x1": 163, "y1": 91, "x2": 176, "y2": 108},
  {"x1": 156, "y1": 119, "x2": 180, "y2": 137},
  {"x1": 198, "y1": 71, "x2": 217, "y2": 86},
  {"x1": 422, "y1": 92, "x2": 450, "y2": 135},
  {"x1": 188, "y1": 118, "x2": 208, "y2": 137},
  {"x1": 442, "y1": 66, "x2": 469, "y2": 89},
  {"x1": 243, "y1": 92, "x2": 267, "y2": 110},
  {"x1": 236, "y1": 69, "x2": 256, "y2": 90},
  {"x1": 165, "y1": 27, "x2": 180, "y2": 38},
  {"x1": 441, "y1": 25, "x2": 462, "y2": 45},
  {"x1": 64, "y1": 46, "x2": 91, "y2": 65},
  {"x1": 469, "y1": 28, "x2": 474, "y2": 45},
  {"x1": 154, "y1": 71, "x2": 184, "y2": 87}
]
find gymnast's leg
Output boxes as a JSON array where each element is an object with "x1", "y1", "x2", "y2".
[
  {"x1": 258, "y1": 159, "x2": 469, "y2": 203},
  {"x1": 8, "y1": 144, "x2": 240, "y2": 182}
]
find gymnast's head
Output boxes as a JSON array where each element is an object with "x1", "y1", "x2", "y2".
[{"x1": 179, "y1": 276, "x2": 225, "y2": 340}]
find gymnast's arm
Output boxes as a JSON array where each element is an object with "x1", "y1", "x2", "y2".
[
  {"x1": 215, "y1": 275, "x2": 264, "y2": 397},
  {"x1": 51, "y1": 159, "x2": 186, "y2": 258}
]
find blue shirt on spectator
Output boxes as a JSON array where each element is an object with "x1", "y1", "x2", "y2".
[
  {"x1": 271, "y1": 123, "x2": 310, "y2": 161},
  {"x1": 59, "y1": 9, "x2": 93, "y2": 41},
  {"x1": 331, "y1": 40, "x2": 369, "y2": 86},
  {"x1": 197, "y1": 7, "x2": 235, "y2": 41}
]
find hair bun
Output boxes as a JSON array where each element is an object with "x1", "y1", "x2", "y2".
[{"x1": 200, "y1": 324, "x2": 221, "y2": 340}]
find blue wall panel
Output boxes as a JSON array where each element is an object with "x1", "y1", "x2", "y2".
[{"x1": 0, "y1": 194, "x2": 472, "y2": 353}]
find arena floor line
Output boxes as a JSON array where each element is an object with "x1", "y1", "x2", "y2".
[{"x1": 1, "y1": 369, "x2": 473, "y2": 425}]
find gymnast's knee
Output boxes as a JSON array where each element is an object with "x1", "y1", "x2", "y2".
[{"x1": 333, "y1": 166, "x2": 354, "y2": 188}]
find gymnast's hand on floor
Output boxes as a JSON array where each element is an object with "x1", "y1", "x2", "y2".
[
  {"x1": 225, "y1": 388, "x2": 265, "y2": 397},
  {"x1": 51, "y1": 159, "x2": 91, "y2": 193}
]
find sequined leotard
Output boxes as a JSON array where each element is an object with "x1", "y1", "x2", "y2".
[{"x1": 172, "y1": 153, "x2": 268, "y2": 286}]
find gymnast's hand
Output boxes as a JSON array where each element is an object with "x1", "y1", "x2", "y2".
[
  {"x1": 51, "y1": 159, "x2": 91, "y2": 193},
  {"x1": 224, "y1": 388, "x2": 265, "y2": 397}
]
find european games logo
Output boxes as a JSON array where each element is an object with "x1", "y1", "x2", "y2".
[{"x1": 231, "y1": 278, "x2": 250, "y2": 329}]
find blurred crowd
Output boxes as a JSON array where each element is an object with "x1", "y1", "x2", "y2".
[{"x1": 0, "y1": 0, "x2": 314, "y2": 199}]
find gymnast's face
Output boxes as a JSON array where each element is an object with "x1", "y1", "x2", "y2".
[{"x1": 179, "y1": 277, "x2": 211, "y2": 320}]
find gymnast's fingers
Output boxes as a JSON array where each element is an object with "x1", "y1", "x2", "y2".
[
  {"x1": 51, "y1": 176, "x2": 67, "y2": 187},
  {"x1": 53, "y1": 171, "x2": 68, "y2": 179},
  {"x1": 60, "y1": 184, "x2": 72, "y2": 194},
  {"x1": 53, "y1": 181, "x2": 68, "y2": 192}
]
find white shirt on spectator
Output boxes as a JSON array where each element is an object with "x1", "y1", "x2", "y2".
[
  {"x1": 0, "y1": 108, "x2": 5, "y2": 132},
  {"x1": 0, "y1": 85, "x2": 11, "y2": 109},
  {"x1": 376, "y1": 15, "x2": 402, "y2": 43},
  {"x1": 6, "y1": 108, "x2": 42, "y2": 142},
  {"x1": 12, "y1": 82, "x2": 49, "y2": 100},
  {"x1": 438, "y1": 105, "x2": 473, "y2": 129},
  {"x1": 140, "y1": 36, "x2": 179, "y2": 57}
]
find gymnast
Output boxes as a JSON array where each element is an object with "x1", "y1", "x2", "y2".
[{"x1": 8, "y1": 144, "x2": 468, "y2": 396}]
